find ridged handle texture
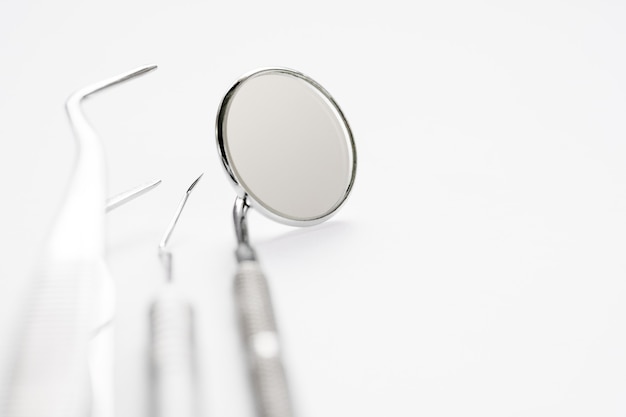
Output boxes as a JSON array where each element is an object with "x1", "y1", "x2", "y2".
[
  {"x1": 3, "y1": 262, "x2": 96, "y2": 417},
  {"x1": 235, "y1": 261, "x2": 294, "y2": 417},
  {"x1": 150, "y1": 292, "x2": 198, "y2": 417}
]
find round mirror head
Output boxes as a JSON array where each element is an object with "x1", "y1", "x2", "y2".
[{"x1": 216, "y1": 68, "x2": 356, "y2": 226}]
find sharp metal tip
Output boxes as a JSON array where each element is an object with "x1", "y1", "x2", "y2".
[
  {"x1": 187, "y1": 173, "x2": 204, "y2": 193},
  {"x1": 158, "y1": 174, "x2": 204, "y2": 257},
  {"x1": 135, "y1": 64, "x2": 158, "y2": 75},
  {"x1": 105, "y1": 179, "x2": 162, "y2": 212},
  {"x1": 109, "y1": 64, "x2": 158, "y2": 89},
  {"x1": 67, "y1": 64, "x2": 159, "y2": 106}
]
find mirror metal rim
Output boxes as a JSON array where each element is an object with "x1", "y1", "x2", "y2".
[{"x1": 216, "y1": 67, "x2": 357, "y2": 227}]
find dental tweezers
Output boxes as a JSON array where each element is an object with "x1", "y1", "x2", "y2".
[{"x1": 3, "y1": 65, "x2": 158, "y2": 417}]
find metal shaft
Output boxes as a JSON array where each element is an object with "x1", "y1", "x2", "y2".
[
  {"x1": 150, "y1": 175, "x2": 203, "y2": 417},
  {"x1": 232, "y1": 196, "x2": 294, "y2": 417}
]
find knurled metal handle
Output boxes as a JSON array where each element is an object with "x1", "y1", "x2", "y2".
[
  {"x1": 149, "y1": 292, "x2": 198, "y2": 417},
  {"x1": 3, "y1": 262, "x2": 97, "y2": 417},
  {"x1": 235, "y1": 260, "x2": 294, "y2": 417}
]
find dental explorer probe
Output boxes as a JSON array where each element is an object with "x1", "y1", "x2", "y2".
[
  {"x1": 3, "y1": 65, "x2": 158, "y2": 417},
  {"x1": 150, "y1": 174, "x2": 203, "y2": 417}
]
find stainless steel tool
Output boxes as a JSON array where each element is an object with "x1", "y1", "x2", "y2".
[
  {"x1": 150, "y1": 174, "x2": 203, "y2": 417},
  {"x1": 2, "y1": 65, "x2": 158, "y2": 417},
  {"x1": 106, "y1": 179, "x2": 161, "y2": 213},
  {"x1": 216, "y1": 68, "x2": 357, "y2": 417}
]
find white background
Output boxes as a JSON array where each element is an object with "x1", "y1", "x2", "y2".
[{"x1": 1, "y1": 1, "x2": 626, "y2": 416}]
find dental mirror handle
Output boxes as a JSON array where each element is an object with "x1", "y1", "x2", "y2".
[
  {"x1": 235, "y1": 260, "x2": 294, "y2": 417},
  {"x1": 149, "y1": 290, "x2": 199, "y2": 417}
]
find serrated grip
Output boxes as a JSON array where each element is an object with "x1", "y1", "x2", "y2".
[
  {"x1": 149, "y1": 293, "x2": 198, "y2": 417},
  {"x1": 3, "y1": 262, "x2": 97, "y2": 417},
  {"x1": 235, "y1": 261, "x2": 294, "y2": 417}
]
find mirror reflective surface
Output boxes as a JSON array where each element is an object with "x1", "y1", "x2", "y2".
[{"x1": 217, "y1": 68, "x2": 356, "y2": 224}]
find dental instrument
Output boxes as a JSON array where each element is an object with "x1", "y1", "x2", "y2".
[
  {"x1": 106, "y1": 179, "x2": 162, "y2": 213},
  {"x1": 3, "y1": 65, "x2": 158, "y2": 417},
  {"x1": 215, "y1": 68, "x2": 357, "y2": 417},
  {"x1": 150, "y1": 174, "x2": 203, "y2": 417}
]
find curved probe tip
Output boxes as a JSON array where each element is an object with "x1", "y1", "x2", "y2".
[
  {"x1": 158, "y1": 174, "x2": 204, "y2": 282},
  {"x1": 159, "y1": 173, "x2": 205, "y2": 252},
  {"x1": 66, "y1": 64, "x2": 159, "y2": 106},
  {"x1": 187, "y1": 173, "x2": 204, "y2": 194}
]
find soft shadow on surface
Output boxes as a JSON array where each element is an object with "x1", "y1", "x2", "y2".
[{"x1": 255, "y1": 220, "x2": 356, "y2": 254}]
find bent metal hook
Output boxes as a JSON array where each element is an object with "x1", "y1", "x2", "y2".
[{"x1": 3, "y1": 65, "x2": 158, "y2": 417}]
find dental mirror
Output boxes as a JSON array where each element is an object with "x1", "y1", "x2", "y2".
[
  {"x1": 217, "y1": 67, "x2": 356, "y2": 225},
  {"x1": 216, "y1": 67, "x2": 356, "y2": 417}
]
